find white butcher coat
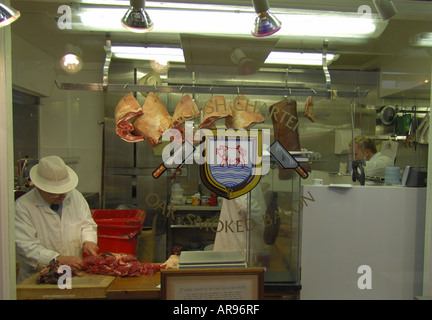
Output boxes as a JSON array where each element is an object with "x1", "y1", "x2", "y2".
[
  {"x1": 213, "y1": 186, "x2": 268, "y2": 258},
  {"x1": 365, "y1": 151, "x2": 394, "y2": 177},
  {"x1": 15, "y1": 188, "x2": 98, "y2": 283}
]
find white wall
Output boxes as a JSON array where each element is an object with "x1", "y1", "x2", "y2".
[
  {"x1": 301, "y1": 185, "x2": 426, "y2": 300},
  {"x1": 12, "y1": 33, "x2": 105, "y2": 194}
]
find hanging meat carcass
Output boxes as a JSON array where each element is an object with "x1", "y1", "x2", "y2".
[
  {"x1": 269, "y1": 98, "x2": 310, "y2": 180},
  {"x1": 132, "y1": 92, "x2": 173, "y2": 148},
  {"x1": 114, "y1": 93, "x2": 145, "y2": 142},
  {"x1": 225, "y1": 95, "x2": 265, "y2": 130},
  {"x1": 303, "y1": 96, "x2": 315, "y2": 122},
  {"x1": 172, "y1": 94, "x2": 200, "y2": 129},
  {"x1": 199, "y1": 95, "x2": 232, "y2": 129}
]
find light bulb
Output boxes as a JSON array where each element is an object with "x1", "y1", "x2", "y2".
[{"x1": 60, "y1": 54, "x2": 83, "y2": 73}]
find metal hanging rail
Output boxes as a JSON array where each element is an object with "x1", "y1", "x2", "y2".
[
  {"x1": 54, "y1": 37, "x2": 369, "y2": 99},
  {"x1": 54, "y1": 81, "x2": 369, "y2": 98}
]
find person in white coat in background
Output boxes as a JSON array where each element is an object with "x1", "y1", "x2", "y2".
[
  {"x1": 349, "y1": 135, "x2": 394, "y2": 177},
  {"x1": 15, "y1": 155, "x2": 99, "y2": 283},
  {"x1": 213, "y1": 176, "x2": 272, "y2": 263}
]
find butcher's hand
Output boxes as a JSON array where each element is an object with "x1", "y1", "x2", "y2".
[
  {"x1": 56, "y1": 255, "x2": 83, "y2": 270},
  {"x1": 83, "y1": 241, "x2": 99, "y2": 256}
]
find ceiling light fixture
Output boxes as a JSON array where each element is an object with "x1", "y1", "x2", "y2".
[
  {"x1": 410, "y1": 32, "x2": 432, "y2": 47},
  {"x1": 111, "y1": 46, "x2": 338, "y2": 67},
  {"x1": 111, "y1": 46, "x2": 185, "y2": 62},
  {"x1": 60, "y1": 54, "x2": 83, "y2": 73},
  {"x1": 265, "y1": 51, "x2": 339, "y2": 66},
  {"x1": 121, "y1": 0, "x2": 153, "y2": 33},
  {"x1": 251, "y1": 0, "x2": 281, "y2": 37},
  {"x1": 78, "y1": 7, "x2": 385, "y2": 39},
  {"x1": 60, "y1": 44, "x2": 84, "y2": 73},
  {"x1": 373, "y1": 0, "x2": 397, "y2": 21},
  {"x1": 0, "y1": 2, "x2": 20, "y2": 28}
]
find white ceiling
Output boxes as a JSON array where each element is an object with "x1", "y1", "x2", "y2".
[{"x1": 9, "y1": 0, "x2": 432, "y2": 74}]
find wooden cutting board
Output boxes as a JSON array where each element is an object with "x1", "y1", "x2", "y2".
[{"x1": 17, "y1": 272, "x2": 115, "y2": 300}]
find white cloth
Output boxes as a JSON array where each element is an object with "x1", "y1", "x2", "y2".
[
  {"x1": 15, "y1": 188, "x2": 97, "y2": 283},
  {"x1": 213, "y1": 186, "x2": 268, "y2": 257},
  {"x1": 364, "y1": 152, "x2": 394, "y2": 177}
]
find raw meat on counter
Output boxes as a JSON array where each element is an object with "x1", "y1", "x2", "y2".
[
  {"x1": 303, "y1": 96, "x2": 315, "y2": 122},
  {"x1": 161, "y1": 254, "x2": 179, "y2": 269},
  {"x1": 115, "y1": 93, "x2": 145, "y2": 142},
  {"x1": 199, "y1": 95, "x2": 232, "y2": 129},
  {"x1": 36, "y1": 261, "x2": 82, "y2": 284},
  {"x1": 225, "y1": 94, "x2": 265, "y2": 129},
  {"x1": 132, "y1": 92, "x2": 173, "y2": 147},
  {"x1": 36, "y1": 253, "x2": 179, "y2": 284},
  {"x1": 82, "y1": 252, "x2": 164, "y2": 277}
]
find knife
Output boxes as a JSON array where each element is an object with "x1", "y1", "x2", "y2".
[
  {"x1": 152, "y1": 140, "x2": 195, "y2": 179},
  {"x1": 268, "y1": 141, "x2": 309, "y2": 179}
]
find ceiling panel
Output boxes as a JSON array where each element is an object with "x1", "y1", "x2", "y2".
[{"x1": 181, "y1": 34, "x2": 278, "y2": 74}]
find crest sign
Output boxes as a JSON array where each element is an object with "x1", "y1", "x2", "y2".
[{"x1": 200, "y1": 129, "x2": 267, "y2": 200}]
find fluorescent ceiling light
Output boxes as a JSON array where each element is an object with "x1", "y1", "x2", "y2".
[
  {"x1": 265, "y1": 52, "x2": 339, "y2": 66},
  {"x1": 79, "y1": 8, "x2": 253, "y2": 35},
  {"x1": 410, "y1": 32, "x2": 432, "y2": 47},
  {"x1": 111, "y1": 46, "x2": 338, "y2": 66},
  {"x1": 80, "y1": 1, "x2": 248, "y2": 11},
  {"x1": 77, "y1": 7, "x2": 386, "y2": 38},
  {"x1": 112, "y1": 46, "x2": 185, "y2": 63}
]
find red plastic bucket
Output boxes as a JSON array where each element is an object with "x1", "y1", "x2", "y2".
[{"x1": 90, "y1": 209, "x2": 146, "y2": 256}]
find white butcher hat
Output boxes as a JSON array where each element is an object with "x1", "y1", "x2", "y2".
[{"x1": 30, "y1": 156, "x2": 78, "y2": 194}]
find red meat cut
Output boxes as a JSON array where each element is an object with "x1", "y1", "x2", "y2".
[
  {"x1": 82, "y1": 252, "x2": 164, "y2": 277},
  {"x1": 36, "y1": 261, "x2": 82, "y2": 284}
]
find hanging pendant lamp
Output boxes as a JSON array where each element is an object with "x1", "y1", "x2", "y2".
[
  {"x1": 251, "y1": 0, "x2": 281, "y2": 37},
  {"x1": 121, "y1": 0, "x2": 153, "y2": 33},
  {"x1": 0, "y1": 2, "x2": 20, "y2": 28}
]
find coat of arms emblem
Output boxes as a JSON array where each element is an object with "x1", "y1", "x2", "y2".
[{"x1": 200, "y1": 129, "x2": 268, "y2": 200}]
